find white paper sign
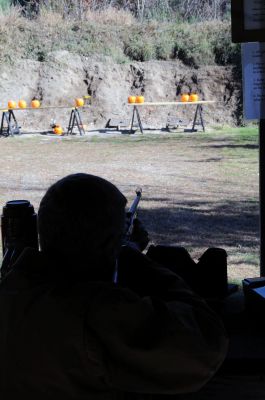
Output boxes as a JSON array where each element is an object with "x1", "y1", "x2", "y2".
[
  {"x1": 242, "y1": 42, "x2": 265, "y2": 120},
  {"x1": 244, "y1": 0, "x2": 265, "y2": 30}
]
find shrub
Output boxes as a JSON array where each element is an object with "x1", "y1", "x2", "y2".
[
  {"x1": 123, "y1": 27, "x2": 156, "y2": 61},
  {"x1": 84, "y1": 7, "x2": 135, "y2": 26},
  {"x1": 212, "y1": 24, "x2": 241, "y2": 65},
  {"x1": 0, "y1": 8, "x2": 238, "y2": 66},
  {"x1": 0, "y1": 6, "x2": 27, "y2": 63},
  {"x1": 171, "y1": 23, "x2": 213, "y2": 67},
  {"x1": 171, "y1": 20, "x2": 239, "y2": 67},
  {"x1": 0, "y1": 0, "x2": 10, "y2": 10}
]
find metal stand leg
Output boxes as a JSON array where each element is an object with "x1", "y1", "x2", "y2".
[
  {"x1": 75, "y1": 108, "x2": 85, "y2": 136},
  {"x1": 192, "y1": 105, "x2": 205, "y2": 132},
  {"x1": 130, "y1": 106, "x2": 136, "y2": 133},
  {"x1": 66, "y1": 110, "x2": 74, "y2": 135},
  {"x1": 0, "y1": 110, "x2": 20, "y2": 137},
  {"x1": 130, "y1": 106, "x2": 144, "y2": 134},
  {"x1": 8, "y1": 111, "x2": 20, "y2": 135},
  {"x1": 199, "y1": 105, "x2": 205, "y2": 132},
  {"x1": 66, "y1": 108, "x2": 85, "y2": 136},
  {"x1": 0, "y1": 113, "x2": 7, "y2": 137},
  {"x1": 135, "y1": 107, "x2": 144, "y2": 134}
]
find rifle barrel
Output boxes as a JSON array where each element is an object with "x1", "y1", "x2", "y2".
[
  {"x1": 126, "y1": 188, "x2": 142, "y2": 237},
  {"x1": 128, "y1": 188, "x2": 142, "y2": 215}
]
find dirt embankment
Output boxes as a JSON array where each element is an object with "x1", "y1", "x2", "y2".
[{"x1": 0, "y1": 51, "x2": 242, "y2": 131}]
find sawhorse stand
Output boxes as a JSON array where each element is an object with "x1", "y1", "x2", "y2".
[
  {"x1": 191, "y1": 104, "x2": 205, "y2": 132},
  {"x1": 0, "y1": 110, "x2": 20, "y2": 137},
  {"x1": 66, "y1": 108, "x2": 85, "y2": 136},
  {"x1": 130, "y1": 105, "x2": 144, "y2": 134},
  {"x1": 130, "y1": 104, "x2": 206, "y2": 134}
]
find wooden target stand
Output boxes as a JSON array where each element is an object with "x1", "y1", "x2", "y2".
[
  {"x1": 0, "y1": 105, "x2": 89, "y2": 137},
  {"x1": 128, "y1": 101, "x2": 215, "y2": 134}
]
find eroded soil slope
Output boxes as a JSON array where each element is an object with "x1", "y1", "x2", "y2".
[{"x1": 0, "y1": 51, "x2": 242, "y2": 130}]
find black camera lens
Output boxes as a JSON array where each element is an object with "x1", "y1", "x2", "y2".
[
  {"x1": 1, "y1": 200, "x2": 38, "y2": 279},
  {"x1": 3, "y1": 200, "x2": 32, "y2": 213},
  {"x1": 1, "y1": 200, "x2": 38, "y2": 254}
]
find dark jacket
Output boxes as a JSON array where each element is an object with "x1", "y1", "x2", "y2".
[{"x1": 0, "y1": 247, "x2": 228, "y2": 400}]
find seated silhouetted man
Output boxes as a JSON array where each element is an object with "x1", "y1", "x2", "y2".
[{"x1": 0, "y1": 173, "x2": 228, "y2": 400}]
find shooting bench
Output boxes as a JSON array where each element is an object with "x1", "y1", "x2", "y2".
[
  {"x1": 128, "y1": 100, "x2": 216, "y2": 134},
  {"x1": 0, "y1": 106, "x2": 89, "y2": 137}
]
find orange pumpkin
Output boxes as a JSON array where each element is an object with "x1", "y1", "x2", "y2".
[
  {"x1": 189, "y1": 93, "x2": 199, "y2": 102},
  {"x1": 18, "y1": 100, "x2": 27, "y2": 109},
  {"x1": 8, "y1": 100, "x2": 17, "y2": 109},
  {"x1": 75, "y1": 98, "x2": 84, "y2": 107},
  {"x1": 181, "y1": 94, "x2": 190, "y2": 102},
  {"x1": 31, "y1": 99, "x2": 40, "y2": 108},
  {"x1": 128, "y1": 96, "x2": 136, "y2": 104},
  {"x1": 53, "y1": 125, "x2": 63, "y2": 135},
  {"x1": 136, "y1": 96, "x2": 145, "y2": 103}
]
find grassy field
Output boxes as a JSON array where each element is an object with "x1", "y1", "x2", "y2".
[{"x1": 0, "y1": 126, "x2": 259, "y2": 284}]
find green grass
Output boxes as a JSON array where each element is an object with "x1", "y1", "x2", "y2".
[
  {"x1": 206, "y1": 126, "x2": 259, "y2": 142},
  {"x1": 240, "y1": 253, "x2": 260, "y2": 266}
]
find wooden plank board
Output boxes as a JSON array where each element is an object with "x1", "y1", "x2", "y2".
[
  {"x1": 0, "y1": 106, "x2": 90, "y2": 111},
  {"x1": 128, "y1": 100, "x2": 215, "y2": 106}
]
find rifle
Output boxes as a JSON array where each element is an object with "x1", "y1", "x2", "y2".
[
  {"x1": 112, "y1": 188, "x2": 142, "y2": 284},
  {"x1": 125, "y1": 188, "x2": 142, "y2": 241}
]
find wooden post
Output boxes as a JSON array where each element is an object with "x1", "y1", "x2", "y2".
[{"x1": 260, "y1": 119, "x2": 265, "y2": 276}]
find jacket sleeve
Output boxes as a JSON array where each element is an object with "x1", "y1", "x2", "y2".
[{"x1": 86, "y1": 249, "x2": 228, "y2": 394}]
